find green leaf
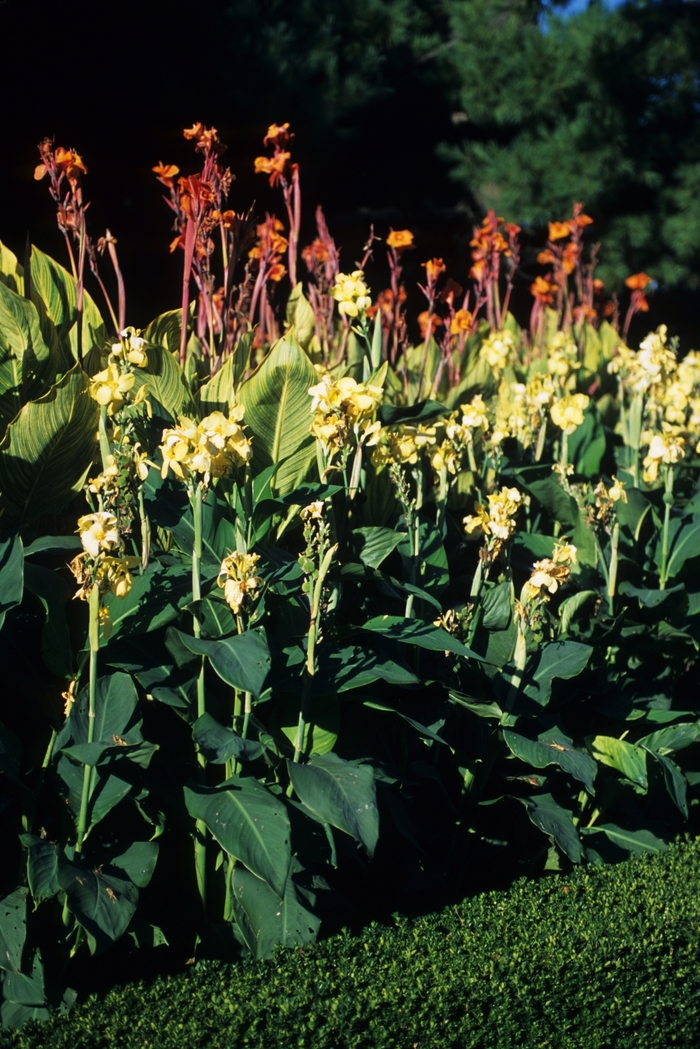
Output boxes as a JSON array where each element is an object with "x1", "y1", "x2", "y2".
[
  {"x1": 286, "y1": 284, "x2": 316, "y2": 351},
  {"x1": 0, "y1": 889, "x2": 26, "y2": 973},
  {"x1": 102, "y1": 562, "x2": 193, "y2": 643},
  {"x1": 20, "y1": 836, "x2": 60, "y2": 905},
  {"x1": 566, "y1": 405, "x2": 606, "y2": 478},
  {"x1": 618, "y1": 581, "x2": 685, "y2": 608},
  {"x1": 231, "y1": 861, "x2": 320, "y2": 960},
  {"x1": 361, "y1": 615, "x2": 483, "y2": 662},
  {"x1": 651, "y1": 752, "x2": 688, "y2": 817},
  {"x1": 61, "y1": 672, "x2": 140, "y2": 749},
  {"x1": 167, "y1": 626, "x2": 270, "y2": 698},
  {"x1": 0, "y1": 365, "x2": 99, "y2": 529},
  {"x1": 590, "y1": 735, "x2": 648, "y2": 789},
  {"x1": 0, "y1": 240, "x2": 23, "y2": 296},
  {"x1": 1, "y1": 948, "x2": 47, "y2": 1015},
  {"x1": 582, "y1": 822, "x2": 667, "y2": 857},
  {"x1": 184, "y1": 778, "x2": 291, "y2": 897},
  {"x1": 0, "y1": 279, "x2": 59, "y2": 418},
  {"x1": 481, "y1": 581, "x2": 512, "y2": 631},
  {"x1": 636, "y1": 720, "x2": 700, "y2": 755},
  {"x1": 271, "y1": 693, "x2": 340, "y2": 758},
  {"x1": 503, "y1": 728, "x2": 597, "y2": 792},
  {"x1": 198, "y1": 333, "x2": 255, "y2": 415},
  {"x1": 58, "y1": 854, "x2": 138, "y2": 955},
  {"x1": 0, "y1": 534, "x2": 23, "y2": 632},
  {"x1": 558, "y1": 590, "x2": 596, "y2": 635},
  {"x1": 378, "y1": 399, "x2": 448, "y2": 426},
  {"x1": 143, "y1": 308, "x2": 183, "y2": 355},
  {"x1": 397, "y1": 514, "x2": 449, "y2": 596},
  {"x1": 664, "y1": 513, "x2": 700, "y2": 580},
  {"x1": 130, "y1": 343, "x2": 195, "y2": 420},
  {"x1": 523, "y1": 641, "x2": 593, "y2": 706},
  {"x1": 237, "y1": 333, "x2": 317, "y2": 496},
  {"x1": 107, "y1": 842, "x2": 159, "y2": 888},
  {"x1": 353, "y1": 527, "x2": 403, "y2": 569},
  {"x1": 287, "y1": 753, "x2": 379, "y2": 857},
  {"x1": 193, "y1": 712, "x2": 265, "y2": 763},
  {"x1": 30, "y1": 246, "x2": 106, "y2": 365},
  {"x1": 517, "y1": 793, "x2": 582, "y2": 863}
]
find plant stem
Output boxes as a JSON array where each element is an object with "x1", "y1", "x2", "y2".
[
  {"x1": 191, "y1": 484, "x2": 207, "y2": 912},
  {"x1": 98, "y1": 406, "x2": 111, "y2": 474},
  {"x1": 292, "y1": 543, "x2": 337, "y2": 768},
  {"x1": 503, "y1": 617, "x2": 528, "y2": 726},
  {"x1": 659, "y1": 466, "x2": 674, "y2": 590},
  {"x1": 607, "y1": 521, "x2": 620, "y2": 613},
  {"x1": 75, "y1": 585, "x2": 100, "y2": 854}
]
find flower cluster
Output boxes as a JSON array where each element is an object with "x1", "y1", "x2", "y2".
[
  {"x1": 160, "y1": 408, "x2": 252, "y2": 486},
  {"x1": 550, "y1": 392, "x2": 590, "y2": 435},
  {"x1": 332, "y1": 271, "x2": 372, "y2": 319},
  {"x1": 308, "y1": 373, "x2": 382, "y2": 454},
  {"x1": 480, "y1": 329, "x2": 516, "y2": 375},
  {"x1": 70, "y1": 512, "x2": 139, "y2": 624},
  {"x1": 463, "y1": 486, "x2": 522, "y2": 560},
  {"x1": 217, "y1": 552, "x2": 264, "y2": 617},
  {"x1": 522, "y1": 540, "x2": 577, "y2": 604},
  {"x1": 90, "y1": 327, "x2": 150, "y2": 415}
]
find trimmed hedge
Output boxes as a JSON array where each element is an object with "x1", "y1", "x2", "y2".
[{"x1": 3, "y1": 837, "x2": 700, "y2": 1049}]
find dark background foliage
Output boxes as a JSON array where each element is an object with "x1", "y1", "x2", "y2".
[{"x1": 2, "y1": 0, "x2": 698, "y2": 337}]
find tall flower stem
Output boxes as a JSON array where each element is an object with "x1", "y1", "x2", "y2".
[
  {"x1": 659, "y1": 466, "x2": 674, "y2": 590},
  {"x1": 291, "y1": 542, "x2": 336, "y2": 769},
  {"x1": 75, "y1": 585, "x2": 100, "y2": 855},
  {"x1": 607, "y1": 522, "x2": 620, "y2": 614},
  {"x1": 98, "y1": 406, "x2": 111, "y2": 474},
  {"x1": 191, "y1": 483, "x2": 207, "y2": 911}
]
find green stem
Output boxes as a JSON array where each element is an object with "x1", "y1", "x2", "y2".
[
  {"x1": 191, "y1": 484, "x2": 207, "y2": 912},
  {"x1": 404, "y1": 509, "x2": 420, "y2": 620},
  {"x1": 503, "y1": 618, "x2": 528, "y2": 726},
  {"x1": 98, "y1": 406, "x2": 111, "y2": 474},
  {"x1": 593, "y1": 532, "x2": 610, "y2": 591},
  {"x1": 659, "y1": 466, "x2": 674, "y2": 590},
  {"x1": 138, "y1": 486, "x2": 150, "y2": 573},
  {"x1": 292, "y1": 542, "x2": 337, "y2": 767},
  {"x1": 75, "y1": 585, "x2": 100, "y2": 854},
  {"x1": 607, "y1": 521, "x2": 620, "y2": 614}
]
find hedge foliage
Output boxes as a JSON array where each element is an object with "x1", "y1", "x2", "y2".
[{"x1": 3, "y1": 835, "x2": 699, "y2": 1049}]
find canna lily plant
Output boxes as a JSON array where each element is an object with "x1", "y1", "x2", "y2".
[{"x1": 2, "y1": 125, "x2": 700, "y2": 1029}]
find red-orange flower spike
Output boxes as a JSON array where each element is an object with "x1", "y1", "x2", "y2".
[
  {"x1": 625, "y1": 272, "x2": 653, "y2": 290},
  {"x1": 263, "y1": 123, "x2": 293, "y2": 148}
]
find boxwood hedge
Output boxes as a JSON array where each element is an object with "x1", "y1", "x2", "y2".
[{"x1": 3, "y1": 836, "x2": 700, "y2": 1049}]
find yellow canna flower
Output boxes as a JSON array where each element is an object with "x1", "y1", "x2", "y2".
[
  {"x1": 332, "y1": 271, "x2": 372, "y2": 319},
  {"x1": 217, "y1": 551, "x2": 263, "y2": 615},
  {"x1": 90, "y1": 364, "x2": 135, "y2": 413},
  {"x1": 550, "y1": 393, "x2": 589, "y2": 434},
  {"x1": 77, "y1": 512, "x2": 121, "y2": 558}
]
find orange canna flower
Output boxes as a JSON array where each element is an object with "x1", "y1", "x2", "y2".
[
  {"x1": 169, "y1": 234, "x2": 184, "y2": 253},
  {"x1": 530, "y1": 276, "x2": 557, "y2": 305},
  {"x1": 562, "y1": 241, "x2": 580, "y2": 275},
  {"x1": 33, "y1": 164, "x2": 48, "y2": 181},
  {"x1": 470, "y1": 257, "x2": 488, "y2": 283},
  {"x1": 593, "y1": 278, "x2": 605, "y2": 292},
  {"x1": 573, "y1": 213, "x2": 593, "y2": 227},
  {"x1": 418, "y1": 311, "x2": 444, "y2": 339},
  {"x1": 548, "y1": 221, "x2": 571, "y2": 241},
  {"x1": 183, "y1": 122, "x2": 205, "y2": 141},
  {"x1": 268, "y1": 262, "x2": 287, "y2": 282},
  {"x1": 450, "y1": 309, "x2": 473, "y2": 334},
  {"x1": 302, "y1": 238, "x2": 330, "y2": 268},
  {"x1": 152, "y1": 161, "x2": 180, "y2": 186},
  {"x1": 625, "y1": 272, "x2": 652, "y2": 290},
  {"x1": 386, "y1": 229, "x2": 414, "y2": 251},
  {"x1": 537, "y1": 249, "x2": 556, "y2": 266},
  {"x1": 254, "y1": 153, "x2": 291, "y2": 186},
  {"x1": 264, "y1": 123, "x2": 293, "y2": 148},
  {"x1": 573, "y1": 305, "x2": 597, "y2": 324},
  {"x1": 423, "y1": 258, "x2": 446, "y2": 284},
  {"x1": 503, "y1": 222, "x2": 521, "y2": 238}
]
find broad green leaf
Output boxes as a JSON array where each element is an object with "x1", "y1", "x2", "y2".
[
  {"x1": 590, "y1": 735, "x2": 648, "y2": 789},
  {"x1": 58, "y1": 854, "x2": 138, "y2": 955},
  {"x1": 363, "y1": 701, "x2": 451, "y2": 749},
  {"x1": 503, "y1": 728, "x2": 597, "y2": 792},
  {"x1": 131, "y1": 343, "x2": 195, "y2": 420},
  {"x1": 636, "y1": 720, "x2": 700, "y2": 755},
  {"x1": 198, "y1": 334, "x2": 255, "y2": 415},
  {"x1": 271, "y1": 693, "x2": 340, "y2": 757},
  {"x1": 481, "y1": 581, "x2": 512, "y2": 631},
  {"x1": 318, "y1": 644, "x2": 419, "y2": 692},
  {"x1": 60, "y1": 672, "x2": 140, "y2": 749},
  {"x1": 582, "y1": 822, "x2": 667, "y2": 856},
  {"x1": 353, "y1": 526, "x2": 403, "y2": 569},
  {"x1": 664, "y1": 513, "x2": 700, "y2": 580},
  {"x1": 0, "y1": 365, "x2": 99, "y2": 529},
  {"x1": 102, "y1": 561, "x2": 192, "y2": 643},
  {"x1": 558, "y1": 590, "x2": 596, "y2": 634},
  {"x1": 167, "y1": 626, "x2": 270, "y2": 698},
  {"x1": 522, "y1": 641, "x2": 593, "y2": 706},
  {"x1": 107, "y1": 842, "x2": 159, "y2": 888},
  {"x1": 651, "y1": 752, "x2": 688, "y2": 817},
  {"x1": 1, "y1": 949, "x2": 47, "y2": 1015},
  {"x1": 193, "y1": 712, "x2": 265, "y2": 763},
  {"x1": 55, "y1": 753, "x2": 134, "y2": 830},
  {"x1": 517, "y1": 793, "x2": 582, "y2": 863},
  {"x1": 515, "y1": 464, "x2": 579, "y2": 528},
  {"x1": 362, "y1": 615, "x2": 483, "y2": 662},
  {"x1": 0, "y1": 889, "x2": 26, "y2": 973},
  {"x1": 566, "y1": 405, "x2": 606, "y2": 478},
  {"x1": 618, "y1": 581, "x2": 685, "y2": 608},
  {"x1": 397, "y1": 514, "x2": 449, "y2": 596},
  {"x1": 378, "y1": 398, "x2": 447, "y2": 427},
  {"x1": 287, "y1": 753, "x2": 379, "y2": 857},
  {"x1": 0, "y1": 240, "x2": 23, "y2": 295},
  {"x1": 0, "y1": 281, "x2": 59, "y2": 429},
  {"x1": 30, "y1": 246, "x2": 106, "y2": 365},
  {"x1": 20, "y1": 835, "x2": 60, "y2": 905},
  {"x1": 184, "y1": 778, "x2": 291, "y2": 897},
  {"x1": 237, "y1": 333, "x2": 317, "y2": 495},
  {"x1": 232, "y1": 861, "x2": 320, "y2": 960},
  {"x1": 0, "y1": 534, "x2": 23, "y2": 632},
  {"x1": 286, "y1": 284, "x2": 315, "y2": 351},
  {"x1": 143, "y1": 307, "x2": 183, "y2": 355}
]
